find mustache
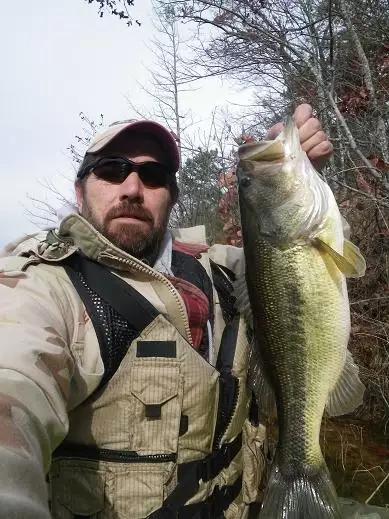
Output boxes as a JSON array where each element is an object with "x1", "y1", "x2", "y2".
[{"x1": 106, "y1": 201, "x2": 153, "y2": 223}]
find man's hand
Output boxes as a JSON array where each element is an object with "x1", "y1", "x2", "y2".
[{"x1": 266, "y1": 104, "x2": 333, "y2": 170}]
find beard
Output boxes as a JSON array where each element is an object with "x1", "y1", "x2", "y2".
[{"x1": 80, "y1": 197, "x2": 170, "y2": 264}]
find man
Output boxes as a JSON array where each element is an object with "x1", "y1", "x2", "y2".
[{"x1": 0, "y1": 105, "x2": 376, "y2": 519}]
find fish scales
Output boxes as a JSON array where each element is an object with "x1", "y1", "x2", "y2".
[
  {"x1": 237, "y1": 118, "x2": 366, "y2": 519},
  {"x1": 246, "y1": 241, "x2": 346, "y2": 464}
]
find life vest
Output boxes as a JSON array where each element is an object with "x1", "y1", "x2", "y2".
[{"x1": 48, "y1": 250, "x2": 267, "y2": 518}]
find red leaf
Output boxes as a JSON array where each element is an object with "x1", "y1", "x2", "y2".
[
  {"x1": 367, "y1": 156, "x2": 389, "y2": 172},
  {"x1": 355, "y1": 171, "x2": 375, "y2": 194}
]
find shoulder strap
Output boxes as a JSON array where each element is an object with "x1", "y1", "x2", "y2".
[
  {"x1": 63, "y1": 253, "x2": 159, "y2": 386},
  {"x1": 64, "y1": 254, "x2": 158, "y2": 325}
]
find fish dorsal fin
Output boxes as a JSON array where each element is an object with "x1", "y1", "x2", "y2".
[
  {"x1": 326, "y1": 349, "x2": 365, "y2": 416},
  {"x1": 314, "y1": 236, "x2": 366, "y2": 278}
]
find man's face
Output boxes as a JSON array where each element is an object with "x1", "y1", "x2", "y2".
[{"x1": 75, "y1": 132, "x2": 174, "y2": 261}]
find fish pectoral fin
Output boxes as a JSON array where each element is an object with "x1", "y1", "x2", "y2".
[
  {"x1": 341, "y1": 215, "x2": 351, "y2": 239},
  {"x1": 326, "y1": 350, "x2": 365, "y2": 417},
  {"x1": 314, "y1": 237, "x2": 366, "y2": 278},
  {"x1": 343, "y1": 239, "x2": 366, "y2": 277}
]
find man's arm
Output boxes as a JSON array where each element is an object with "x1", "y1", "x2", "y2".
[{"x1": 0, "y1": 260, "x2": 74, "y2": 518}]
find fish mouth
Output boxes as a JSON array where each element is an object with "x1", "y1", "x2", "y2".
[{"x1": 238, "y1": 139, "x2": 285, "y2": 162}]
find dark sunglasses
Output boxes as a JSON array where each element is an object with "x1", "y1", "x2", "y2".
[{"x1": 79, "y1": 156, "x2": 174, "y2": 188}]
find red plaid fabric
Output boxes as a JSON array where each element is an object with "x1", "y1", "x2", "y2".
[
  {"x1": 172, "y1": 240, "x2": 209, "y2": 257},
  {"x1": 170, "y1": 241, "x2": 210, "y2": 348}
]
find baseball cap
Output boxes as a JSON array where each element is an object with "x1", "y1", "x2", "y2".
[{"x1": 85, "y1": 119, "x2": 180, "y2": 173}]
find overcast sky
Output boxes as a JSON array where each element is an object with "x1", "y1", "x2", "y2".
[{"x1": 0, "y1": 0, "x2": 251, "y2": 247}]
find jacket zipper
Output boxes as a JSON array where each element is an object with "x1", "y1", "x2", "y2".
[
  {"x1": 99, "y1": 252, "x2": 192, "y2": 344},
  {"x1": 53, "y1": 444, "x2": 176, "y2": 464},
  {"x1": 213, "y1": 376, "x2": 240, "y2": 449}
]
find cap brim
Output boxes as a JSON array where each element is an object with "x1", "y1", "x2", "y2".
[{"x1": 86, "y1": 120, "x2": 180, "y2": 172}]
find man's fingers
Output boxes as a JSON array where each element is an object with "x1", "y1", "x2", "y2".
[
  {"x1": 293, "y1": 104, "x2": 313, "y2": 129},
  {"x1": 301, "y1": 130, "x2": 328, "y2": 154},
  {"x1": 263, "y1": 104, "x2": 333, "y2": 170},
  {"x1": 298, "y1": 118, "x2": 323, "y2": 145},
  {"x1": 265, "y1": 122, "x2": 284, "y2": 140},
  {"x1": 308, "y1": 141, "x2": 334, "y2": 170},
  {"x1": 312, "y1": 140, "x2": 333, "y2": 159},
  {"x1": 265, "y1": 119, "x2": 332, "y2": 157},
  {"x1": 266, "y1": 105, "x2": 320, "y2": 140}
]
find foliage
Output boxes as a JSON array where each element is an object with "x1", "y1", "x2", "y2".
[
  {"x1": 123, "y1": 5, "x2": 192, "y2": 170},
  {"x1": 67, "y1": 112, "x2": 105, "y2": 166},
  {"x1": 173, "y1": 148, "x2": 226, "y2": 242},
  {"x1": 84, "y1": 0, "x2": 140, "y2": 26}
]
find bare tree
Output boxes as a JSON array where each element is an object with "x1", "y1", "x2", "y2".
[
  {"x1": 67, "y1": 112, "x2": 105, "y2": 166},
  {"x1": 124, "y1": 4, "x2": 195, "y2": 170},
  {"x1": 159, "y1": 0, "x2": 389, "y2": 195},
  {"x1": 26, "y1": 113, "x2": 104, "y2": 227}
]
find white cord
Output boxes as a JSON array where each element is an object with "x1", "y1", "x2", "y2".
[{"x1": 207, "y1": 320, "x2": 214, "y2": 365}]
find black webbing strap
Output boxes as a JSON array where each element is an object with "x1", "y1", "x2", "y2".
[
  {"x1": 209, "y1": 261, "x2": 236, "y2": 324},
  {"x1": 216, "y1": 316, "x2": 240, "y2": 373},
  {"x1": 64, "y1": 253, "x2": 159, "y2": 326},
  {"x1": 147, "y1": 433, "x2": 242, "y2": 518},
  {"x1": 211, "y1": 316, "x2": 240, "y2": 450},
  {"x1": 63, "y1": 253, "x2": 159, "y2": 384}
]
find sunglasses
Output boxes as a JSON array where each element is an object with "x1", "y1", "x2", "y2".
[{"x1": 79, "y1": 156, "x2": 174, "y2": 188}]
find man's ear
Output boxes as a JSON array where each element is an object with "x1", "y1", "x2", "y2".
[{"x1": 75, "y1": 179, "x2": 84, "y2": 213}]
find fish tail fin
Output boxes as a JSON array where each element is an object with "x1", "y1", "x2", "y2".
[{"x1": 258, "y1": 456, "x2": 341, "y2": 519}]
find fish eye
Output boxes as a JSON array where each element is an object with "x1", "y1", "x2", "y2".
[{"x1": 240, "y1": 176, "x2": 252, "y2": 188}]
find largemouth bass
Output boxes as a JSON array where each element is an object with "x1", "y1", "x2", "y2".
[{"x1": 236, "y1": 118, "x2": 366, "y2": 518}]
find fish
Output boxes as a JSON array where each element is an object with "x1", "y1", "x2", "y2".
[{"x1": 235, "y1": 117, "x2": 366, "y2": 518}]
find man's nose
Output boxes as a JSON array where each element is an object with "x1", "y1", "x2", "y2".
[{"x1": 118, "y1": 171, "x2": 144, "y2": 201}]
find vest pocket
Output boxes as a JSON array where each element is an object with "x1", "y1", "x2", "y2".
[
  {"x1": 50, "y1": 460, "x2": 166, "y2": 519},
  {"x1": 130, "y1": 359, "x2": 183, "y2": 453},
  {"x1": 242, "y1": 419, "x2": 267, "y2": 504},
  {"x1": 106, "y1": 465, "x2": 164, "y2": 518},
  {"x1": 50, "y1": 461, "x2": 105, "y2": 518}
]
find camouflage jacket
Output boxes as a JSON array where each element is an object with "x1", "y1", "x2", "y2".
[{"x1": 0, "y1": 214, "x2": 250, "y2": 518}]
